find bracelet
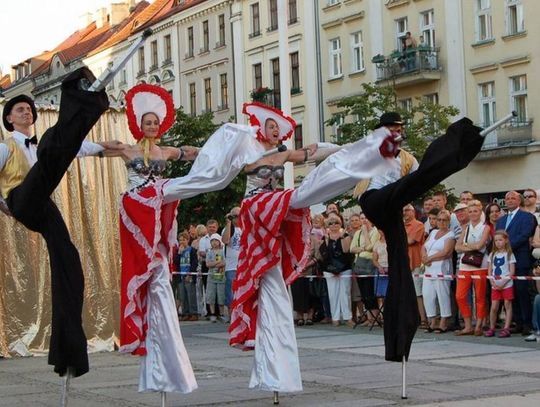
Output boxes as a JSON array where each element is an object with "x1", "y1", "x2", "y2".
[
  {"x1": 303, "y1": 148, "x2": 309, "y2": 163},
  {"x1": 97, "y1": 151, "x2": 104, "y2": 158},
  {"x1": 178, "y1": 147, "x2": 185, "y2": 161}
]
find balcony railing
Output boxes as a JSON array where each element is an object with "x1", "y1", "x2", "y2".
[
  {"x1": 480, "y1": 120, "x2": 533, "y2": 150},
  {"x1": 372, "y1": 47, "x2": 441, "y2": 84}
]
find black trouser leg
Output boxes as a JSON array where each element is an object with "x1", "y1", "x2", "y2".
[
  {"x1": 360, "y1": 118, "x2": 483, "y2": 362},
  {"x1": 43, "y1": 200, "x2": 88, "y2": 377}
]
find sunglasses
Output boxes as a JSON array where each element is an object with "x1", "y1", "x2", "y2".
[
  {"x1": 327, "y1": 221, "x2": 341, "y2": 226},
  {"x1": 524, "y1": 194, "x2": 535, "y2": 198},
  {"x1": 437, "y1": 218, "x2": 449, "y2": 221}
]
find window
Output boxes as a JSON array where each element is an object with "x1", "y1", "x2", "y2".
[
  {"x1": 289, "y1": 0, "x2": 298, "y2": 24},
  {"x1": 220, "y1": 73, "x2": 228, "y2": 109},
  {"x1": 332, "y1": 115, "x2": 344, "y2": 141},
  {"x1": 164, "y1": 35, "x2": 171, "y2": 61},
  {"x1": 420, "y1": 10, "x2": 435, "y2": 47},
  {"x1": 251, "y1": 3, "x2": 260, "y2": 37},
  {"x1": 329, "y1": 38, "x2": 342, "y2": 78},
  {"x1": 218, "y1": 14, "x2": 225, "y2": 47},
  {"x1": 269, "y1": 0, "x2": 278, "y2": 31},
  {"x1": 187, "y1": 27, "x2": 194, "y2": 57},
  {"x1": 150, "y1": 40, "x2": 158, "y2": 69},
  {"x1": 204, "y1": 78, "x2": 212, "y2": 112},
  {"x1": 327, "y1": 0, "x2": 340, "y2": 5},
  {"x1": 271, "y1": 58, "x2": 281, "y2": 108},
  {"x1": 189, "y1": 83, "x2": 196, "y2": 116},
  {"x1": 351, "y1": 31, "x2": 364, "y2": 73},
  {"x1": 395, "y1": 17, "x2": 408, "y2": 49},
  {"x1": 476, "y1": 0, "x2": 493, "y2": 41},
  {"x1": 294, "y1": 124, "x2": 303, "y2": 150},
  {"x1": 478, "y1": 82, "x2": 496, "y2": 127},
  {"x1": 506, "y1": 0, "x2": 524, "y2": 35},
  {"x1": 138, "y1": 47, "x2": 145, "y2": 74},
  {"x1": 510, "y1": 75, "x2": 527, "y2": 122},
  {"x1": 253, "y1": 63, "x2": 262, "y2": 89},
  {"x1": 202, "y1": 20, "x2": 209, "y2": 52},
  {"x1": 120, "y1": 68, "x2": 127, "y2": 84},
  {"x1": 424, "y1": 93, "x2": 439, "y2": 105},
  {"x1": 399, "y1": 98, "x2": 413, "y2": 118},
  {"x1": 290, "y1": 52, "x2": 300, "y2": 92}
]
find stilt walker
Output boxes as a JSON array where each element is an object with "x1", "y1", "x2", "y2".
[{"x1": 355, "y1": 111, "x2": 517, "y2": 396}]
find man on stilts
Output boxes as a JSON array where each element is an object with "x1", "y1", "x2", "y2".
[{"x1": 0, "y1": 67, "x2": 110, "y2": 377}]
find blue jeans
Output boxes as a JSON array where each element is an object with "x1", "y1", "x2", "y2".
[
  {"x1": 225, "y1": 269, "x2": 236, "y2": 307},
  {"x1": 533, "y1": 294, "x2": 540, "y2": 333}
]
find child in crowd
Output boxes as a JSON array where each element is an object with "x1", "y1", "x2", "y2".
[
  {"x1": 205, "y1": 234, "x2": 226, "y2": 322},
  {"x1": 485, "y1": 230, "x2": 516, "y2": 338},
  {"x1": 175, "y1": 231, "x2": 199, "y2": 321},
  {"x1": 372, "y1": 230, "x2": 389, "y2": 318}
]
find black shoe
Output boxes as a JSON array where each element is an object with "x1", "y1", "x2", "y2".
[
  {"x1": 510, "y1": 324, "x2": 523, "y2": 334},
  {"x1": 521, "y1": 325, "x2": 532, "y2": 336}
]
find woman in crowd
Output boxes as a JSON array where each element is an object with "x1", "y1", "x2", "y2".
[
  {"x1": 455, "y1": 200, "x2": 491, "y2": 336},
  {"x1": 485, "y1": 202, "x2": 502, "y2": 238},
  {"x1": 348, "y1": 213, "x2": 365, "y2": 323},
  {"x1": 422, "y1": 209, "x2": 456, "y2": 333},
  {"x1": 101, "y1": 84, "x2": 198, "y2": 394},
  {"x1": 319, "y1": 214, "x2": 353, "y2": 327},
  {"x1": 350, "y1": 217, "x2": 380, "y2": 326},
  {"x1": 310, "y1": 213, "x2": 331, "y2": 323}
]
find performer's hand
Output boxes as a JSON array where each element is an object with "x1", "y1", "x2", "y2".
[
  {"x1": 0, "y1": 202, "x2": 12, "y2": 217},
  {"x1": 99, "y1": 140, "x2": 124, "y2": 150},
  {"x1": 181, "y1": 146, "x2": 200, "y2": 161},
  {"x1": 305, "y1": 143, "x2": 318, "y2": 157},
  {"x1": 379, "y1": 131, "x2": 401, "y2": 158}
]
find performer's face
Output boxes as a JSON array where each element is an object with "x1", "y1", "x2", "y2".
[
  {"x1": 7, "y1": 102, "x2": 34, "y2": 130},
  {"x1": 264, "y1": 119, "x2": 280, "y2": 145},
  {"x1": 141, "y1": 113, "x2": 160, "y2": 139},
  {"x1": 386, "y1": 124, "x2": 403, "y2": 135}
]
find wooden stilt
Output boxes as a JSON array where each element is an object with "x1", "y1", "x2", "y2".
[
  {"x1": 161, "y1": 391, "x2": 167, "y2": 407},
  {"x1": 273, "y1": 391, "x2": 279, "y2": 405}
]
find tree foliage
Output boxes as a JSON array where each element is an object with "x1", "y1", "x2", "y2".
[
  {"x1": 325, "y1": 83, "x2": 460, "y2": 207},
  {"x1": 161, "y1": 107, "x2": 245, "y2": 230}
]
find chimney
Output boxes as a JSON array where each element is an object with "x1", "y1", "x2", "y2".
[
  {"x1": 94, "y1": 7, "x2": 109, "y2": 29},
  {"x1": 79, "y1": 12, "x2": 94, "y2": 29},
  {"x1": 109, "y1": 2, "x2": 130, "y2": 26}
]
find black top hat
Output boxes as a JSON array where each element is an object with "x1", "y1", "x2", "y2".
[
  {"x1": 374, "y1": 112, "x2": 404, "y2": 129},
  {"x1": 2, "y1": 94, "x2": 37, "y2": 132}
]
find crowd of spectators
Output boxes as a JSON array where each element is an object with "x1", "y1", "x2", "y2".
[{"x1": 170, "y1": 189, "x2": 540, "y2": 344}]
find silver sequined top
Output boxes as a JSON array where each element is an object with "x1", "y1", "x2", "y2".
[
  {"x1": 244, "y1": 165, "x2": 285, "y2": 197},
  {"x1": 125, "y1": 157, "x2": 167, "y2": 190}
]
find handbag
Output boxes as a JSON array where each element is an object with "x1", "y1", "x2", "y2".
[{"x1": 461, "y1": 226, "x2": 484, "y2": 268}]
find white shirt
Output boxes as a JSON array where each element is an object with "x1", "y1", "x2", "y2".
[
  {"x1": 198, "y1": 234, "x2": 212, "y2": 256},
  {"x1": 488, "y1": 252, "x2": 516, "y2": 288},
  {"x1": 223, "y1": 226, "x2": 242, "y2": 270},
  {"x1": 0, "y1": 130, "x2": 104, "y2": 172},
  {"x1": 367, "y1": 153, "x2": 419, "y2": 191}
]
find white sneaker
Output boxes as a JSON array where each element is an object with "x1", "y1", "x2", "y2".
[
  {"x1": 219, "y1": 316, "x2": 229, "y2": 323},
  {"x1": 524, "y1": 332, "x2": 540, "y2": 342},
  {"x1": 210, "y1": 315, "x2": 217, "y2": 323}
]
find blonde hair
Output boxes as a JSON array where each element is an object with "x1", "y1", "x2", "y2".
[
  {"x1": 467, "y1": 199, "x2": 482, "y2": 209},
  {"x1": 491, "y1": 229, "x2": 513, "y2": 259},
  {"x1": 195, "y1": 224, "x2": 207, "y2": 237}
]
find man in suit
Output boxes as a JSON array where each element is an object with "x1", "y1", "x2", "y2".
[{"x1": 496, "y1": 190, "x2": 537, "y2": 335}]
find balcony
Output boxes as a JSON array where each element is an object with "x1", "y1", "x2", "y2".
[
  {"x1": 372, "y1": 47, "x2": 441, "y2": 88},
  {"x1": 476, "y1": 120, "x2": 534, "y2": 160}
]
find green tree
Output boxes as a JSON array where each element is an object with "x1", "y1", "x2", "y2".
[
  {"x1": 161, "y1": 107, "x2": 245, "y2": 230},
  {"x1": 325, "y1": 83, "x2": 459, "y2": 208}
]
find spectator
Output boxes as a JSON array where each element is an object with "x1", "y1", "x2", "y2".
[
  {"x1": 403, "y1": 203, "x2": 428, "y2": 328},
  {"x1": 191, "y1": 224, "x2": 207, "y2": 317},
  {"x1": 350, "y1": 218, "x2": 380, "y2": 327},
  {"x1": 291, "y1": 235, "x2": 317, "y2": 326},
  {"x1": 418, "y1": 35, "x2": 428, "y2": 48},
  {"x1": 421, "y1": 196, "x2": 434, "y2": 222},
  {"x1": 453, "y1": 202, "x2": 470, "y2": 238},
  {"x1": 205, "y1": 234, "x2": 226, "y2": 322},
  {"x1": 485, "y1": 230, "x2": 515, "y2": 338},
  {"x1": 431, "y1": 191, "x2": 447, "y2": 211},
  {"x1": 522, "y1": 188, "x2": 540, "y2": 223},
  {"x1": 325, "y1": 202, "x2": 340, "y2": 218},
  {"x1": 459, "y1": 191, "x2": 474, "y2": 204},
  {"x1": 485, "y1": 203, "x2": 502, "y2": 238},
  {"x1": 524, "y1": 264, "x2": 540, "y2": 342},
  {"x1": 496, "y1": 191, "x2": 536, "y2": 335},
  {"x1": 175, "y1": 231, "x2": 198, "y2": 321},
  {"x1": 311, "y1": 214, "x2": 331, "y2": 323},
  {"x1": 198, "y1": 219, "x2": 220, "y2": 317},
  {"x1": 222, "y1": 207, "x2": 242, "y2": 322},
  {"x1": 188, "y1": 224, "x2": 198, "y2": 245},
  {"x1": 405, "y1": 31, "x2": 417, "y2": 48},
  {"x1": 372, "y1": 230, "x2": 389, "y2": 314},
  {"x1": 348, "y1": 213, "x2": 365, "y2": 322},
  {"x1": 422, "y1": 209, "x2": 455, "y2": 333},
  {"x1": 455, "y1": 200, "x2": 491, "y2": 336},
  {"x1": 425, "y1": 207, "x2": 440, "y2": 237},
  {"x1": 319, "y1": 214, "x2": 354, "y2": 327},
  {"x1": 311, "y1": 213, "x2": 327, "y2": 241}
]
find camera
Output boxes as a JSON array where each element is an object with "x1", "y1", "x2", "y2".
[{"x1": 227, "y1": 215, "x2": 233, "y2": 221}]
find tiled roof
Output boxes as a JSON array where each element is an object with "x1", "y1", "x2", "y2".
[
  {"x1": 0, "y1": 74, "x2": 11, "y2": 89},
  {"x1": 135, "y1": 0, "x2": 207, "y2": 33},
  {"x1": 89, "y1": 0, "x2": 177, "y2": 56}
]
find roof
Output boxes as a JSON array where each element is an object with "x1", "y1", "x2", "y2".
[
  {"x1": 89, "y1": 0, "x2": 176, "y2": 56},
  {"x1": 135, "y1": 0, "x2": 207, "y2": 33},
  {"x1": 0, "y1": 74, "x2": 11, "y2": 90}
]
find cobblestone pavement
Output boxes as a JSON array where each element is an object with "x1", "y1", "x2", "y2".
[{"x1": 1, "y1": 322, "x2": 540, "y2": 406}]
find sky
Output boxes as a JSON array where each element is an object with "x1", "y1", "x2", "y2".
[{"x1": 0, "y1": 0, "x2": 118, "y2": 75}]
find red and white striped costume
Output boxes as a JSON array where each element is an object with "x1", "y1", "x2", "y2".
[
  {"x1": 229, "y1": 189, "x2": 311, "y2": 349},
  {"x1": 119, "y1": 181, "x2": 178, "y2": 355}
]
